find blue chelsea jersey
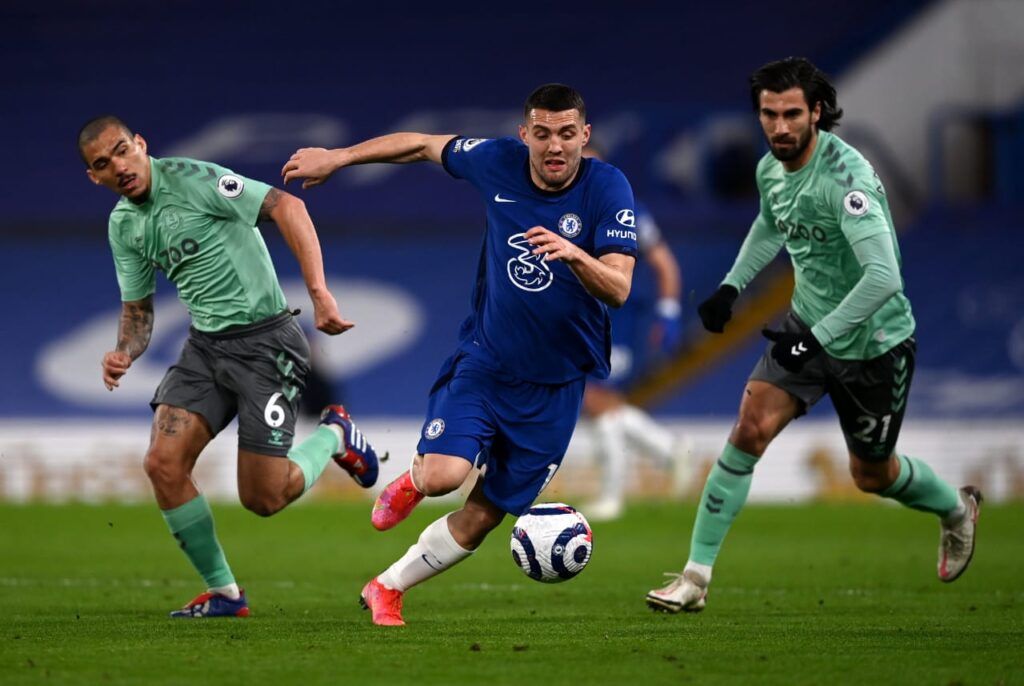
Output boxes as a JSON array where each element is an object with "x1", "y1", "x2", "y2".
[{"x1": 442, "y1": 136, "x2": 638, "y2": 384}]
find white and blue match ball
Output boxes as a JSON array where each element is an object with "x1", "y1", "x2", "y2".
[{"x1": 510, "y1": 503, "x2": 593, "y2": 583}]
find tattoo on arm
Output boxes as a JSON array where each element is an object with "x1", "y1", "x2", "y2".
[
  {"x1": 116, "y1": 296, "x2": 154, "y2": 360},
  {"x1": 257, "y1": 187, "x2": 284, "y2": 223}
]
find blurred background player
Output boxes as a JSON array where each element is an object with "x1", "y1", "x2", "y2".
[
  {"x1": 646, "y1": 58, "x2": 982, "y2": 613},
  {"x1": 80, "y1": 116, "x2": 385, "y2": 618},
  {"x1": 283, "y1": 84, "x2": 638, "y2": 626},
  {"x1": 580, "y1": 145, "x2": 691, "y2": 521}
]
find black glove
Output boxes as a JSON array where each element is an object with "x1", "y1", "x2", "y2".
[
  {"x1": 762, "y1": 328, "x2": 823, "y2": 373},
  {"x1": 697, "y1": 285, "x2": 739, "y2": 333}
]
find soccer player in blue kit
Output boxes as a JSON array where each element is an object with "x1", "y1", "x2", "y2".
[{"x1": 283, "y1": 84, "x2": 638, "y2": 625}]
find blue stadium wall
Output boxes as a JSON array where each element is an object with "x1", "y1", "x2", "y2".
[{"x1": 6, "y1": 0, "x2": 1021, "y2": 421}]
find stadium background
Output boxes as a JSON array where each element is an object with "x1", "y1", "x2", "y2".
[{"x1": 2, "y1": 0, "x2": 1023, "y2": 506}]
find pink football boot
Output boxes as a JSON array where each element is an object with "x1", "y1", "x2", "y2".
[{"x1": 371, "y1": 470, "x2": 425, "y2": 531}]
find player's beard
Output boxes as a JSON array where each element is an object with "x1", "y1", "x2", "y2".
[{"x1": 768, "y1": 127, "x2": 813, "y2": 162}]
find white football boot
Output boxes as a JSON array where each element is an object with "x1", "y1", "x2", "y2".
[
  {"x1": 585, "y1": 498, "x2": 624, "y2": 523},
  {"x1": 937, "y1": 486, "x2": 982, "y2": 583},
  {"x1": 646, "y1": 569, "x2": 708, "y2": 613}
]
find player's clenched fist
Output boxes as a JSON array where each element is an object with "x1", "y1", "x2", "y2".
[
  {"x1": 525, "y1": 226, "x2": 583, "y2": 263},
  {"x1": 101, "y1": 350, "x2": 132, "y2": 390},
  {"x1": 311, "y1": 291, "x2": 355, "y2": 335},
  {"x1": 281, "y1": 148, "x2": 343, "y2": 189},
  {"x1": 697, "y1": 285, "x2": 739, "y2": 333}
]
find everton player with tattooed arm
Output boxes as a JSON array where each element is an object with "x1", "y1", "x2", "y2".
[
  {"x1": 646, "y1": 58, "x2": 981, "y2": 614},
  {"x1": 80, "y1": 116, "x2": 385, "y2": 618},
  {"x1": 283, "y1": 84, "x2": 638, "y2": 626}
]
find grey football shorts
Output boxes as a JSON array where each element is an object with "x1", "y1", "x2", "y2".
[
  {"x1": 750, "y1": 312, "x2": 916, "y2": 462},
  {"x1": 152, "y1": 311, "x2": 311, "y2": 456}
]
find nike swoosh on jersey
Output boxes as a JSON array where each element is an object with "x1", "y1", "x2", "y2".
[{"x1": 494, "y1": 194, "x2": 516, "y2": 203}]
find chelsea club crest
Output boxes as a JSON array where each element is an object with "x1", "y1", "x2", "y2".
[
  {"x1": 425, "y1": 418, "x2": 445, "y2": 440},
  {"x1": 557, "y1": 213, "x2": 583, "y2": 238}
]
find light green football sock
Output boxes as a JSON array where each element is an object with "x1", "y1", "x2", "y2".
[
  {"x1": 287, "y1": 425, "x2": 341, "y2": 493},
  {"x1": 880, "y1": 454, "x2": 960, "y2": 517},
  {"x1": 161, "y1": 494, "x2": 235, "y2": 589},
  {"x1": 688, "y1": 443, "x2": 759, "y2": 567}
]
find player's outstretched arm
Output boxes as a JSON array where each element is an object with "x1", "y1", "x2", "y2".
[
  {"x1": 525, "y1": 226, "x2": 634, "y2": 307},
  {"x1": 101, "y1": 296, "x2": 153, "y2": 390},
  {"x1": 281, "y1": 133, "x2": 456, "y2": 189},
  {"x1": 259, "y1": 188, "x2": 354, "y2": 335}
]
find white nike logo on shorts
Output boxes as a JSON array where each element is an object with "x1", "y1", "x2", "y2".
[{"x1": 494, "y1": 194, "x2": 516, "y2": 203}]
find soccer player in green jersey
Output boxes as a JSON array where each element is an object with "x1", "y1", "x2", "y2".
[
  {"x1": 79, "y1": 116, "x2": 386, "y2": 618},
  {"x1": 646, "y1": 58, "x2": 982, "y2": 614}
]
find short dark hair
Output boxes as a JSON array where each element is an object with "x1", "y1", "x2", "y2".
[
  {"x1": 749, "y1": 58, "x2": 843, "y2": 131},
  {"x1": 77, "y1": 115, "x2": 134, "y2": 165},
  {"x1": 524, "y1": 83, "x2": 586, "y2": 121}
]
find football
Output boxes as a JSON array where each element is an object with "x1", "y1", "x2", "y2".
[{"x1": 510, "y1": 503, "x2": 593, "y2": 583}]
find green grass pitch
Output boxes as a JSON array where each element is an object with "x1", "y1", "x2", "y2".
[{"x1": 1, "y1": 500, "x2": 1021, "y2": 685}]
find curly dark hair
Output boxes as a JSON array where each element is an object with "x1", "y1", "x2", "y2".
[{"x1": 749, "y1": 58, "x2": 843, "y2": 131}]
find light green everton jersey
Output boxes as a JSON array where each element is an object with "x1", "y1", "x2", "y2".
[
  {"x1": 107, "y1": 157, "x2": 287, "y2": 332},
  {"x1": 755, "y1": 131, "x2": 915, "y2": 359}
]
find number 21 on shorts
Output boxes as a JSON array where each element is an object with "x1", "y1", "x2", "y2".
[{"x1": 853, "y1": 413, "x2": 892, "y2": 444}]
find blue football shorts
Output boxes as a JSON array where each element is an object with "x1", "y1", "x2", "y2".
[{"x1": 416, "y1": 351, "x2": 585, "y2": 515}]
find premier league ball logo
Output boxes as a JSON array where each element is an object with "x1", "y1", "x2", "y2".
[
  {"x1": 217, "y1": 174, "x2": 244, "y2": 198},
  {"x1": 843, "y1": 190, "x2": 869, "y2": 216}
]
